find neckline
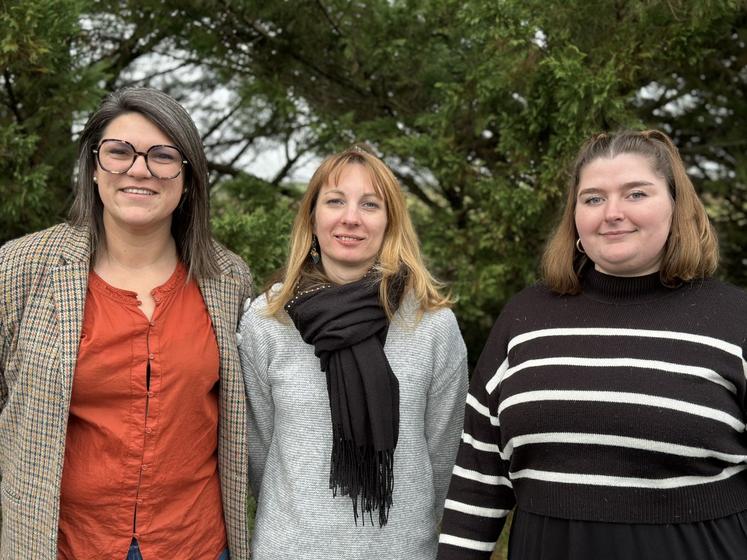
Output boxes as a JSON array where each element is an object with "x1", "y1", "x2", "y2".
[
  {"x1": 581, "y1": 267, "x2": 677, "y2": 303},
  {"x1": 88, "y1": 262, "x2": 186, "y2": 305}
]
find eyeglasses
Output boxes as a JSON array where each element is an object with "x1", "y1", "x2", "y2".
[{"x1": 93, "y1": 139, "x2": 188, "y2": 180}]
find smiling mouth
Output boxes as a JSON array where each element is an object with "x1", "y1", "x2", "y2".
[
  {"x1": 334, "y1": 234, "x2": 365, "y2": 241},
  {"x1": 601, "y1": 230, "x2": 635, "y2": 236},
  {"x1": 121, "y1": 187, "x2": 157, "y2": 196}
]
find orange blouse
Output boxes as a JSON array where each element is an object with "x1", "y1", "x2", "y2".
[{"x1": 57, "y1": 263, "x2": 227, "y2": 559}]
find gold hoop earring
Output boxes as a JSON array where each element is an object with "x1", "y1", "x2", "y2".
[{"x1": 576, "y1": 238, "x2": 586, "y2": 254}]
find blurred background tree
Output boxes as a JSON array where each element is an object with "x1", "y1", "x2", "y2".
[
  {"x1": 3, "y1": 0, "x2": 744, "y2": 357},
  {"x1": 3, "y1": 1, "x2": 746, "y2": 557}
]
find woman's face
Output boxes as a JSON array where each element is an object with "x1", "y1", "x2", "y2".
[
  {"x1": 94, "y1": 112, "x2": 185, "y2": 235},
  {"x1": 313, "y1": 163, "x2": 388, "y2": 284},
  {"x1": 574, "y1": 153, "x2": 674, "y2": 277}
]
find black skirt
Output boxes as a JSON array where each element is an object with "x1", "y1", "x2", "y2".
[{"x1": 508, "y1": 508, "x2": 747, "y2": 560}]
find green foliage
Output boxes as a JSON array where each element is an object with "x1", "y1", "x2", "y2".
[
  {"x1": 193, "y1": 0, "x2": 747, "y2": 365},
  {"x1": 211, "y1": 174, "x2": 297, "y2": 290},
  {"x1": 0, "y1": 126, "x2": 52, "y2": 239},
  {"x1": 1, "y1": 0, "x2": 745, "y2": 366},
  {"x1": 0, "y1": 0, "x2": 104, "y2": 242},
  {"x1": 2, "y1": 1, "x2": 746, "y2": 555}
]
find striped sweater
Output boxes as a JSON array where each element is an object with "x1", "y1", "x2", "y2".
[{"x1": 437, "y1": 269, "x2": 747, "y2": 559}]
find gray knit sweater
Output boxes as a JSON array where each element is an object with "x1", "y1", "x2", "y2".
[{"x1": 238, "y1": 288, "x2": 468, "y2": 560}]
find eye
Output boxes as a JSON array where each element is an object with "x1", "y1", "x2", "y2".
[
  {"x1": 361, "y1": 200, "x2": 381, "y2": 209},
  {"x1": 103, "y1": 144, "x2": 133, "y2": 159},
  {"x1": 582, "y1": 195, "x2": 604, "y2": 205},
  {"x1": 149, "y1": 147, "x2": 180, "y2": 164},
  {"x1": 628, "y1": 190, "x2": 647, "y2": 200},
  {"x1": 325, "y1": 198, "x2": 344, "y2": 206}
]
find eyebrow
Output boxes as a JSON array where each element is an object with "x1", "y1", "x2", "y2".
[
  {"x1": 577, "y1": 180, "x2": 655, "y2": 196},
  {"x1": 321, "y1": 188, "x2": 383, "y2": 198}
]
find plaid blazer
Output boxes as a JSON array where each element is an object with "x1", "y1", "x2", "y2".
[{"x1": 0, "y1": 223, "x2": 253, "y2": 559}]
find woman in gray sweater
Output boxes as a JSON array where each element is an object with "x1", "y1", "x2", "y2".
[{"x1": 238, "y1": 145, "x2": 468, "y2": 559}]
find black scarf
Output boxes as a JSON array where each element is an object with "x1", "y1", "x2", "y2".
[{"x1": 285, "y1": 273, "x2": 404, "y2": 527}]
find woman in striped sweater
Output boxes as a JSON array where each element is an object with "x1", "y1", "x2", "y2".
[{"x1": 437, "y1": 130, "x2": 747, "y2": 559}]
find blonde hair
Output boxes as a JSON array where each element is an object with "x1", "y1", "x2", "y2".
[
  {"x1": 542, "y1": 129, "x2": 719, "y2": 294},
  {"x1": 266, "y1": 146, "x2": 451, "y2": 318}
]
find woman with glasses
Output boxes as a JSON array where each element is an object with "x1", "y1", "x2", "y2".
[
  {"x1": 238, "y1": 146, "x2": 468, "y2": 559},
  {"x1": 0, "y1": 88, "x2": 252, "y2": 559}
]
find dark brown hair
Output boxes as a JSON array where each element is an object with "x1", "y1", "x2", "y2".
[{"x1": 69, "y1": 87, "x2": 219, "y2": 279}]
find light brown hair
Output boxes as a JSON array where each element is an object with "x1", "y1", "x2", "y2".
[
  {"x1": 266, "y1": 146, "x2": 451, "y2": 318},
  {"x1": 69, "y1": 87, "x2": 219, "y2": 279},
  {"x1": 541, "y1": 129, "x2": 718, "y2": 294}
]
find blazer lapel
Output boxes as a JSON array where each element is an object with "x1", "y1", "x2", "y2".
[
  {"x1": 199, "y1": 273, "x2": 242, "y2": 396},
  {"x1": 200, "y1": 275, "x2": 230, "y2": 342},
  {"x1": 51, "y1": 226, "x2": 90, "y2": 403}
]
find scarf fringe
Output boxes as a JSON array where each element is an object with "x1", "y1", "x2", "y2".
[{"x1": 329, "y1": 427, "x2": 394, "y2": 528}]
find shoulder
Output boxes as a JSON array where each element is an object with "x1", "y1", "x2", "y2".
[
  {"x1": 210, "y1": 240, "x2": 253, "y2": 291},
  {"x1": 0, "y1": 224, "x2": 89, "y2": 297},
  {"x1": 496, "y1": 282, "x2": 562, "y2": 323},
  {"x1": 238, "y1": 285, "x2": 298, "y2": 358},
  {"x1": 416, "y1": 305, "x2": 461, "y2": 337},
  {"x1": 210, "y1": 239, "x2": 251, "y2": 278},
  {"x1": 678, "y1": 277, "x2": 747, "y2": 336},
  {"x1": 394, "y1": 297, "x2": 467, "y2": 361},
  {"x1": 505, "y1": 281, "x2": 557, "y2": 307},
  {"x1": 0, "y1": 223, "x2": 88, "y2": 270},
  {"x1": 247, "y1": 284, "x2": 282, "y2": 314},
  {"x1": 1, "y1": 223, "x2": 89, "y2": 329},
  {"x1": 477, "y1": 283, "x2": 563, "y2": 349},
  {"x1": 395, "y1": 292, "x2": 454, "y2": 330},
  {"x1": 666, "y1": 277, "x2": 747, "y2": 318},
  {"x1": 684, "y1": 277, "x2": 747, "y2": 305},
  {"x1": 239, "y1": 285, "x2": 287, "y2": 332}
]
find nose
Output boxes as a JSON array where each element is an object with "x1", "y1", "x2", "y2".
[
  {"x1": 341, "y1": 203, "x2": 361, "y2": 225},
  {"x1": 604, "y1": 198, "x2": 624, "y2": 222},
  {"x1": 127, "y1": 153, "x2": 153, "y2": 178}
]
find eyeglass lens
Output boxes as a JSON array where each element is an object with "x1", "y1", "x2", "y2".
[{"x1": 97, "y1": 140, "x2": 184, "y2": 179}]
